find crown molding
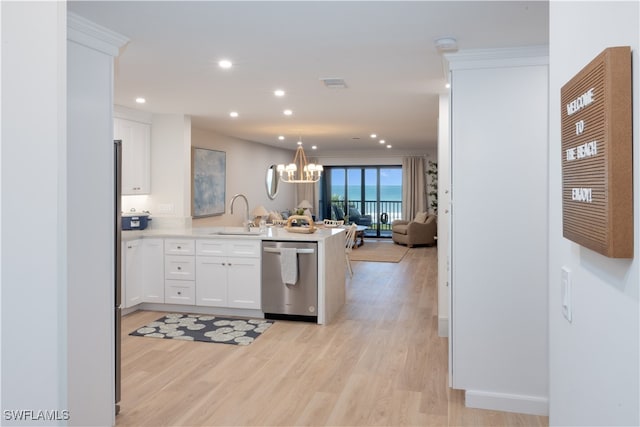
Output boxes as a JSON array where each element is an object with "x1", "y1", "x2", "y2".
[
  {"x1": 444, "y1": 45, "x2": 549, "y2": 71},
  {"x1": 67, "y1": 12, "x2": 129, "y2": 57},
  {"x1": 114, "y1": 105, "x2": 153, "y2": 124}
]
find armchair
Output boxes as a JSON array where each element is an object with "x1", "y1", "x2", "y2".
[
  {"x1": 332, "y1": 204, "x2": 373, "y2": 227},
  {"x1": 348, "y1": 207, "x2": 372, "y2": 227},
  {"x1": 331, "y1": 204, "x2": 346, "y2": 222},
  {"x1": 391, "y1": 212, "x2": 437, "y2": 247}
]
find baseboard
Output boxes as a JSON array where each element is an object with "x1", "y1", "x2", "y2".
[
  {"x1": 438, "y1": 316, "x2": 448, "y2": 337},
  {"x1": 464, "y1": 390, "x2": 549, "y2": 416},
  {"x1": 137, "y1": 302, "x2": 264, "y2": 319}
]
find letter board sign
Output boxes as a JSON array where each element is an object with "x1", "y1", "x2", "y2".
[{"x1": 561, "y1": 46, "x2": 633, "y2": 258}]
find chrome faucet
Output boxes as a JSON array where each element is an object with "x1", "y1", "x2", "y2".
[{"x1": 229, "y1": 193, "x2": 250, "y2": 231}]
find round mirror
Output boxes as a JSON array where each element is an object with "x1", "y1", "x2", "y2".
[{"x1": 265, "y1": 164, "x2": 280, "y2": 200}]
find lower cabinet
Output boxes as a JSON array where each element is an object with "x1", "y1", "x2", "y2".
[
  {"x1": 123, "y1": 239, "x2": 143, "y2": 308},
  {"x1": 142, "y1": 238, "x2": 164, "y2": 303},
  {"x1": 226, "y1": 256, "x2": 261, "y2": 309},
  {"x1": 123, "y1": 237, "x2": 261, "y2": 310},
  {"x1": 196, "y1": 239, "x2": 261, "y2": 310},
  {"x1": 164, "y1": 238, "x2": 195, "y2": 305},
  {"x1": 195, "y1": 256, "x2": 227, "y2": 307},
  {"x1": 165, "y1": 280, "x2": 195, "y2": 305}
]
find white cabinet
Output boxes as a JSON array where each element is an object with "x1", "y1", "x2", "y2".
[
  {"x1": 142, "y1": 239, "x2": 164, "y2": 303},
  {"x1": 226, "y1": 256, "x2": 261, "y2": 309},
  {"x1": 195, "y1": 256, "x2": 228, "y2": 307},
  {"x1": 165, "y1": 239, "x2": 195, "y2": 256},
  {"x1": 114, "y1": 118, "x2": 150, "y2": 195},
  {"x1": 164, "y1": 239, "x2": 195, "y2": 305},
  {"x1": 123, "y1": 239, "x2": 143, "y2": 308},
  {"x1": 196, "y1": 239, "x2": 261, "y2": 309},
  {"x1": 165, "y1": 255, "x2": 195, "y2": 281}
]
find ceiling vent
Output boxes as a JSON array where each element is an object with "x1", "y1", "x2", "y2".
[{"x1": 320, "y1": 78, "x2": 348, "y2": 89}]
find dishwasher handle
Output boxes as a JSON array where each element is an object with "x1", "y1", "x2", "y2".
[{"x1": 263, "y1": 247, "x2": 315, "y2": 255}]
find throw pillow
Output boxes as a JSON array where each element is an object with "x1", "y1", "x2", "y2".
[
  {"x1": 414, "y1": 211, "x2": 428, "y2": 223},
  {"x1": 425, "y1": 215, "x2": 435, "y2": 224}
]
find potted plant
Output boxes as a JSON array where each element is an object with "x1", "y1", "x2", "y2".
[{"x1": 427, "y1": 160, "x2": 438, "y2": 214}]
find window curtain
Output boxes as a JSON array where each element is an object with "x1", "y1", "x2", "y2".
[
  {"x1": 402, "y1": 156, "x2": 426, "y2": 220},
  {"x1": 296, "y1": 183, "x2": 317, "y2": 217}
]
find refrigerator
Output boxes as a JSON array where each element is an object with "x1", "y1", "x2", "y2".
[{"x1": 114, "y1": 140, "x2": 122, "y2": 415}]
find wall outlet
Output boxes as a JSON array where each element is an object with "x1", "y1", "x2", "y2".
[
  {"x1": 561, "y1": 267, "x2": 572, "y2": 323},
  {"x1": 158, "y1": 203, "x2": 174, "y2": 214}
]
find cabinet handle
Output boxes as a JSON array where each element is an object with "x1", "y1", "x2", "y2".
[
  {"x1": 222, "y1": 262, "x2": 226, "y2": 266},
  {"x1": 177, "y1": 266, "x2": 182, "y2": 271},
  {"x1": 127, "y1": 245, "x2": 132, "y2": 249},
  {"x1": 177, "y1": 291, "x2": 182, "y2": 295},
  {"x1": 177, "y1": 246, "x2": 182, "y2": 249},
  {"x1": 228, "y1": 263, "x2": 232, "y2": 267}
]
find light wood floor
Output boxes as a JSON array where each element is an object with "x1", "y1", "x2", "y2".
[{"x1": 118, "y1": 244, "x2": 548, "y2": 426}]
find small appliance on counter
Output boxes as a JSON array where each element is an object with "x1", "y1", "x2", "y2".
[{"x1": 121, "y1": 211, "x2": 151, "y2": 230}]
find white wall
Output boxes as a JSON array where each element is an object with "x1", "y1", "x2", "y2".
[
  {"x1": 191, "y1": 128, "x2": 297, "y2": 227},
  {"x1": 548, "y1": 2, "x2": 639, "y2": 426},
  {"x1": 1, "y1": 3, "x2": 68, "y2": 423},
  {"x1": 148, "y1": 114, "x2": 192, "y2": 227},
  {"x1": 448, "y1": 47, "x2": 549, "y2": 415}
]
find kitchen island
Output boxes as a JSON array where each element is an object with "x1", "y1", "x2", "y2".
[{"x1": 120, "y1": 225, "x2": 346, "y2": 324}]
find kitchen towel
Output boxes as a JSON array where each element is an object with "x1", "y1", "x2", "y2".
[{"x1": 279, "y1": 247, "x2": 298, "y2": 285}]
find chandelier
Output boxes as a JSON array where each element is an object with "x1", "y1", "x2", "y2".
[{"x1": 277, "y1": 143, "x2": 323, "y2": 183}]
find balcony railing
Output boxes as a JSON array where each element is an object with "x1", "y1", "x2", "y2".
[{"x1": 344, "y1": 200, "x2": 403, "y2": 237}]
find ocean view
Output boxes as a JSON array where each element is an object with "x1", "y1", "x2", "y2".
[{"x1": 331, "y1": 185, "x2": 402, "y2": 202}]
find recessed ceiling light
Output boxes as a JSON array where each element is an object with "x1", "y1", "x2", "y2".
[
  {"x1": 229, "y1": 111, "x2": 239, "y2": 118},
  {"x1": 274, "y1": 89, "x2": 285, "y2": 97},
  {"x1": 218, "y1": 59, "x2": 233, "y2": 69},
  {"x1": 283, "y1": 109, "x2": 293, "y2": 116},
  {"x1": 135, "y1": 97, "x2": 146, "y2": 104},
  {"x1": 379, "y1": 139, "x2": 386, "y2": 144},
  {"x1": 278, "y1": 135, "x2": 285, "y2": 140},
  {"x1": 297, "y1": 140, "x2": 302, "y2": 145},
  {"x1": 311, "y1": 145, "x2": 317, "y2": 150},
  {"x1": 370, "y1": 134, "x2": 377, "y2": 138},
  {"x1": 386, "y1": 145, "x2": 392, "y2": 149}
]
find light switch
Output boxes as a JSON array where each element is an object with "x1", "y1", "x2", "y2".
[
  {"x1": 561, "y1": 267, "x2": 572, "y2": 323},
  {"x1": 158, "y1": 203, "x2": 174, "y2": 214}
]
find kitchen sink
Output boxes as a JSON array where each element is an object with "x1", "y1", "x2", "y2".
[{"x1": 210, "y1": 227, "x2": 263, "y2": 236}]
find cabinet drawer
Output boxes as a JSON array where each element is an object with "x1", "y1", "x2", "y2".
[
  {"x1": 164, "y1": 255, "x2": 195, "y2": 281},
  {"x1": 196, "y1": 239, "x2": 226, "y2": 256},
  {"x1": 165, "y1": 239, "x2": 195, "y2": 255},
  {"x1": 165, "y1": 280, "x2": 195, "y2": 305},
  {"x1": 227, "y1": 240, "x2": 261, "y2": 257}
]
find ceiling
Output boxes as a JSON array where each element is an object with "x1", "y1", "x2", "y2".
[{"x1": 68, "y1": 1, "x2": 549, "y2": 155}]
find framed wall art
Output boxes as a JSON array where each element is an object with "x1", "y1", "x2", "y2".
[{"x1": 192, "y1": 147, "x2": 226, "y2": 217}]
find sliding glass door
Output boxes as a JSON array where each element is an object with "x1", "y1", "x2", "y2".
[{"x1": 321, "y1": 166, "x2": 402, "y2": 237}]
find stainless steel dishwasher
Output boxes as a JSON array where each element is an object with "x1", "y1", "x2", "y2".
[{"x1": 262, "y1": 241, "x2": 318, "y2": 322}]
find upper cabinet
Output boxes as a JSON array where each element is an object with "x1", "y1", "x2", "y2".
[{"x1": 114, "y1": 117, "x2": 150, "y2": 194}]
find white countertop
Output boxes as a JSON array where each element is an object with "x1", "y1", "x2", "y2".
[{"x1": 121, "y1": 225, "x2": 345, "y2": 242}]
